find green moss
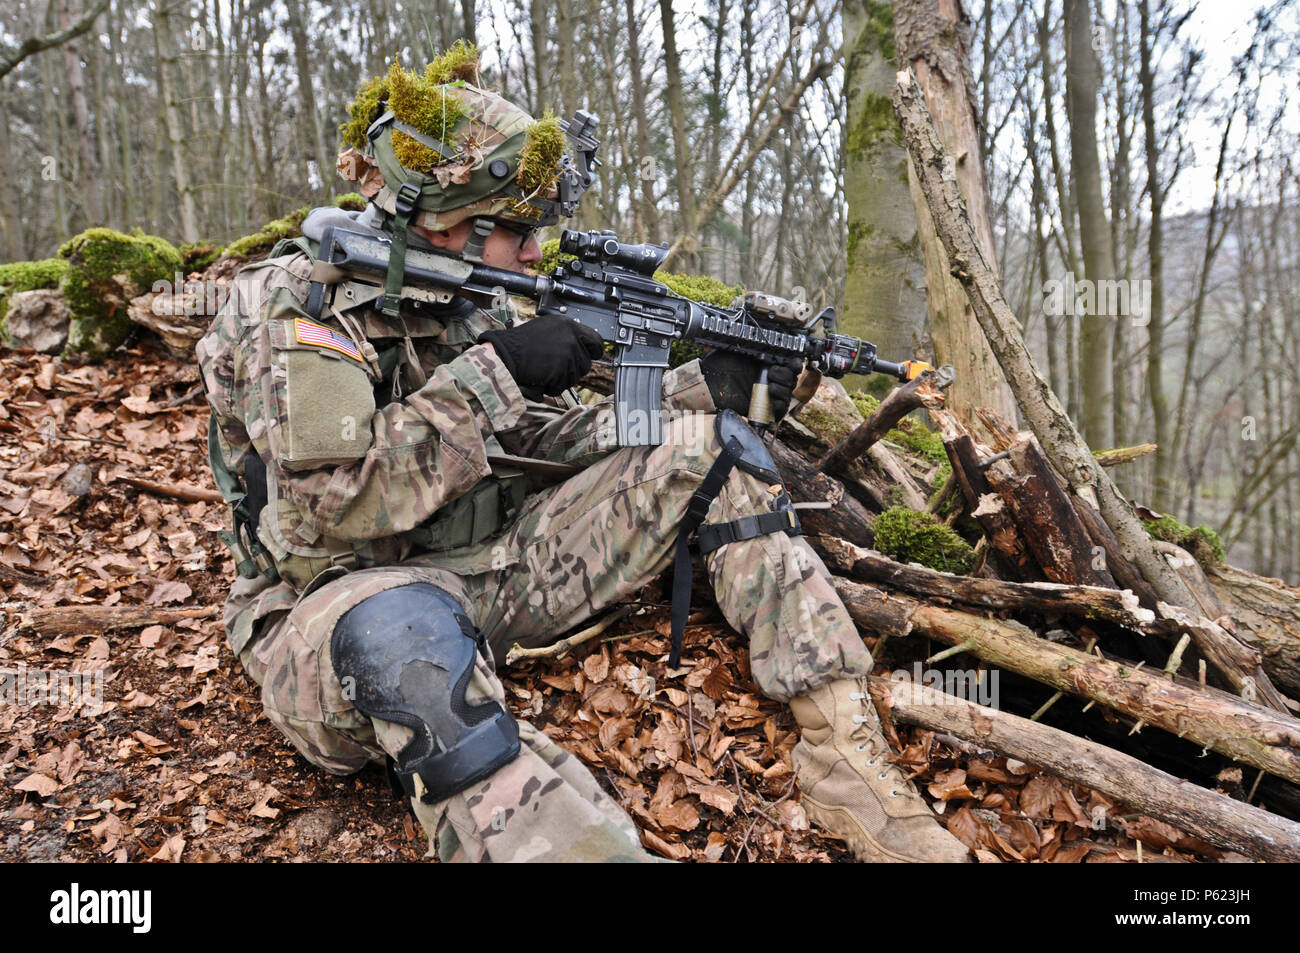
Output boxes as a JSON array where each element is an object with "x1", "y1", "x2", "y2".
[
  {"x1": 515, "y1": 111, "x2": 565, "y2": 202},
  {"x1": 341, "y1": 73, "x2": 390, "y2": 151},
  {"x1": 58, "y1": 228, "x2": 181, "y2": 360},
  {"x1": 334, "y1": 192, "x2": 367, "y2": 212},
  {"x1": 850, "y1": 390, "x2": 880, "y2": 418},
  {"x1": 179, "y1": 242, "x2": 223, "y2": 272},
  {"x1": 1142, "y1": 515, "x2": 1225, "y2": 568},
  {"x1": 425, "y1": 39, "x2": 479, "y2": 85},
  {"x1": 847, "y1": 220, "x2": 874, "y2": 267},
  {"x1": 845, "y1": 92, "x2": 901, "y2": 160},
  {"x1": 0, "y1": 258, "x2": 68, "y2": 342},
  {"x1": 886, "y1": 416, "x2": 946, "y2": 462},
  {"x1": 387, "y1": 58, "x2": 470, "y2": 174},
  {"x1": 798, "y1": 404, "x2": 854, "y2": 445},
  {"x1": 226, "y1": 207, "x2": 312, "y2": 260},
  {"x1": 874, "y1": 505, "x2": 975, "y2": 573},
  {"x1": 655, "y1": 271, "x2": 743, "y2": 308},
  {"x1": 536, "y1": 238, "x2": 573, "y2": 275},
  {"x1": 862, "y1": 0, "x2": 896, "y2": 62}
]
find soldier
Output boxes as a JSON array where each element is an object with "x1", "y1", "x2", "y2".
[{"x1": 197, "y1": 44, "x2": 969, "y2": 863}]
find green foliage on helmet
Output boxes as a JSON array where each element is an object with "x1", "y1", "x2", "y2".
[
  {"x1": 340, "y1": 73, "x2": 389, "y2": 151},
  {"x1": 425, "y1": 38, "x2": 480, "y2": 84},
  {"x1": 516, "y1": 111, "x2": 564, "y2": 197},
  {"x1": 387, "y1": 60, "x2": 469, "y2": 173}
]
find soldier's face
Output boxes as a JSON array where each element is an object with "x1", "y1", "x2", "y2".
[{"x1": 416, "y1": 219, "x2": 543, "y2": 273}]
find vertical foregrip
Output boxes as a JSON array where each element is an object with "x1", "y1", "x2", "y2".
[{"x1": 614, "y1": 363, "x2": 666, "y2": 446}]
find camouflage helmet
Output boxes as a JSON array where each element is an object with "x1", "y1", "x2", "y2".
[{"x1": 338, "y1": 41, "x2": 600, "y2": 233}]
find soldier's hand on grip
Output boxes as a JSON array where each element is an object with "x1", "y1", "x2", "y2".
[
  {"x1": 701, "y1": 351, "x2": 802, "y2": 423},
  {"x1": 479, "y1": 316, "x2": 606, "y2": 399}
]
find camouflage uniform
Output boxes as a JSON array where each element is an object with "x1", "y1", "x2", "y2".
[{"x1": 197, "y1": 244, "x2": 877, "y2": 862}]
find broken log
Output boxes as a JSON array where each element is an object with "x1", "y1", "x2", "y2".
[
  {"x1": 1208, "y1": 566, "x2": 1300, "y2": 698},
  {"x1": 833, "y1": 578, "x2": 1300, "y2": 785},
  {"x1": 983, "y1": 435, "x2": 1117, "y2": 588},
  {"x1": 1095, "y1": 443, "x2": 1157, "y2": 467},
  {"x1": 817, "y1": 535, "x2": 1155, "y2": 630},
  {"x1": 781, "y1": 378, "x2": 929, "y2": 511},
  {"x1": 871, "y1": 677, "x2": 1300, "y2": 862},
  {"x1": 817, "y1": 368, "x2": 948, "y2": 476},
  {"x1": 769, "y1": 439, "x2": 877, "y2": 545}
]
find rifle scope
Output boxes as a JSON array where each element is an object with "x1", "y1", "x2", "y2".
[{"x1": 560, "y1": 230, "x2": 669, "y2": 276}]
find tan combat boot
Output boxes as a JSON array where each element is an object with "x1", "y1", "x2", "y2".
[{"x1": 789, "y1": 678, "x2": 971, "y2": 863}]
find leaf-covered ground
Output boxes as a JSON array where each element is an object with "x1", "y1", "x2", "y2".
[{"x1": 0, "y1": 341, "x2": 1238, "y2": 862}]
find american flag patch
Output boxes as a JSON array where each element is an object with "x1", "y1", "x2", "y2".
[{"x1": 294, "y1": 318, "x2": 363, "y2": 362}]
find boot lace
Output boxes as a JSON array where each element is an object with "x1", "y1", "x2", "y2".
[{"x1": 848, "y1": 689, "x2": 910, "y2": 797}]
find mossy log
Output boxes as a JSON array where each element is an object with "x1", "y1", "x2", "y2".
[
  {"x1": 833, "y1": 577, "x2": 1300, "y2": 785},
  {"x1": 872, "y1": 677, "x2": 1300, "y2": 862},
  {"x1": 818, "y1": 535, "x2": 1156, "y2": 629},
  {"x1": 59, "y1": 227, "x2": 182, "y2": 361},
  {"x1": 779, "y1": 377, "x2": 929, "y2": 511},
  {"x1": 817, "y1": 367, "x2": 949, "y2": 476}
]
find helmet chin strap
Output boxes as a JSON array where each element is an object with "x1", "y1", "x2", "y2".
[
  {"x1": 382, "y1": 180, "x2": 423, "y2": 320},
  {"x1": 459, "y1": 217, "x2": 498, "y2": 264}
]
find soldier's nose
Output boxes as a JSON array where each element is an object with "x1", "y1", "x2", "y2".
[{"x1": 518, "y1": 236, "x2": 543, "y2": 265}]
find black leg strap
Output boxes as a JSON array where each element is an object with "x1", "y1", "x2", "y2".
[
  {"x1": 697, "y1": 508, "x2": 801, "y2": 555},
  {"x1": 670, "y1": 436, "x2": 743, "y2": 668}
]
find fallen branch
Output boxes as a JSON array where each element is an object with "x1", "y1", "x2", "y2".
[
  {"x1": 1095, "y1": 443, "x2": 1157, "y2": 467},
  {"x1": 834, "y1": 578, "x2": 1300, "y2": 785},
  {"x1": 19, "y1": 604, "x2": 219, "y2": 636},
  {"x1": 505, "y1": 605, "x2": 636, "y2": 664},
  {"x1": 111, "y1": 473, "x2": 225, "y2": 504},
  {"x1": 817, "y1": 368, "x2": 949, "y2": 476},
  {"x1": 870, "y1": 677, "x2": 1300, "y2": 862}
]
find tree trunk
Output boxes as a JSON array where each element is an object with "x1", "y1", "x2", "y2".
[
  {"x1": 659, "y1": 0, "x2": 698, "y2": 271},
  {"x1": 59, "y1": 0, "x2": 101, "y2": 224},
  {"x1": 1064, "y1": 0, "x2": 1116, "y2": 449},
  {"x1": 891, "y1": 0, "x2": 1017, "y2": 427},
  {"x1": 842, "y1": 0, "x2": 928, "y2": 380},
  {"x1": 285, "y1": 0, "x2": 331, "y2": 201},
  {"x1": 153, "y1": 0, "x2": 199, "y2": 242}
]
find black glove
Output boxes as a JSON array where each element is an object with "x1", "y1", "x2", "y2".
[
  {"x1": 478, "y1": 316, "x2": 606, "y2": 398},
  {"x1": 701, "y1": 351, "x2": 802, "y2": 422}
]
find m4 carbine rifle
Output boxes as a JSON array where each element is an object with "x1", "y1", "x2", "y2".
[{"x1": 310, "y1": 225, "x2": 932, "y2": 446}]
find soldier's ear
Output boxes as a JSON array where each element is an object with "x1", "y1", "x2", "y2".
[{"x1": 415, "y1": 224, "x2": 455, "y2": 248}]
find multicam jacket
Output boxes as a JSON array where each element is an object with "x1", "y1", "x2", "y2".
[{"x1": 196, "y1": 247, "x2": 715, "y2": 657}]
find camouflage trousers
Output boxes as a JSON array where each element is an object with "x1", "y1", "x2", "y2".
[{"x1": 235, "y1": 413, "x2": 874, "y2": 862}]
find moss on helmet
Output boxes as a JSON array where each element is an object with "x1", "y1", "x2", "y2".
[
  {"x1": 387, "y1": 60, "x2": 470, "y2": 174},
  {"x1": 341, "y1": 73, "x2": 390, "y2": 151},
  {"x1": 515, "y1": 111, "x2": 564, "y2": 197},
  {"x1": 426, "y1": 38, "x2": 480, "y2": 85}
]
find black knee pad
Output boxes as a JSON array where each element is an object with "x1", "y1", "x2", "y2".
[
  {"x1": 330, "y1": 583, "x2": 520, "y2": 803},
  {"x1": 716, "y1": 408, "x2": 782, "y2": 483}
]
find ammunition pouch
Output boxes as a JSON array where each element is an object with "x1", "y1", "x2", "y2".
[{"x1": 406, "y1": 468, "x2": 530, "y2": 554}]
